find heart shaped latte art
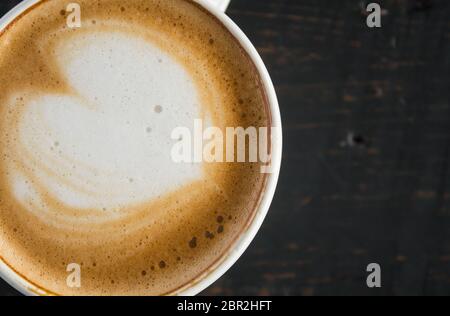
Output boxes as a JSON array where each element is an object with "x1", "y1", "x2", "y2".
[{"x1": 4, "y1": 30, "x2": 209, "y2": 228}]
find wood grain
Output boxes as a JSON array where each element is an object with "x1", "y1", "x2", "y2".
[{"x1": 0, "y1": 0, "x2": 449, "y2": 296}]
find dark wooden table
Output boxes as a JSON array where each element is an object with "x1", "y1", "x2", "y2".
[{"x1": 1, "y1": 0, "x2": 449, "y2": 296}]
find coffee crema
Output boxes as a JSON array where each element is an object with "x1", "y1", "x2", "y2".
[{"x1": 0, "y1": 0, "x2": 269, "y2": 295}]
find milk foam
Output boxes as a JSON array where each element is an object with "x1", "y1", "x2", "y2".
[{"x1": 9, "y1": 31, "x2": 202, "y2": 223}]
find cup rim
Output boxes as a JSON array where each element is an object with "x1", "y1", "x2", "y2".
[{"x1": 0, "y1": 0, "x2": 283, "y2": 296}]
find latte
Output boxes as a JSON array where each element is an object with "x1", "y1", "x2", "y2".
[{"x1": 0, "y1": 0, "x2": 269, "y2": 295}]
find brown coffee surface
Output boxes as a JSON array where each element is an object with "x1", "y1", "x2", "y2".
[{"x1": 0, "y1": 0, "x2": 269, "y2": 295}]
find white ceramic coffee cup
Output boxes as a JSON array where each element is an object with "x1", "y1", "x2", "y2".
[{"x1": 0, "y1": 0, "x2": 282, "y2": 296}]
